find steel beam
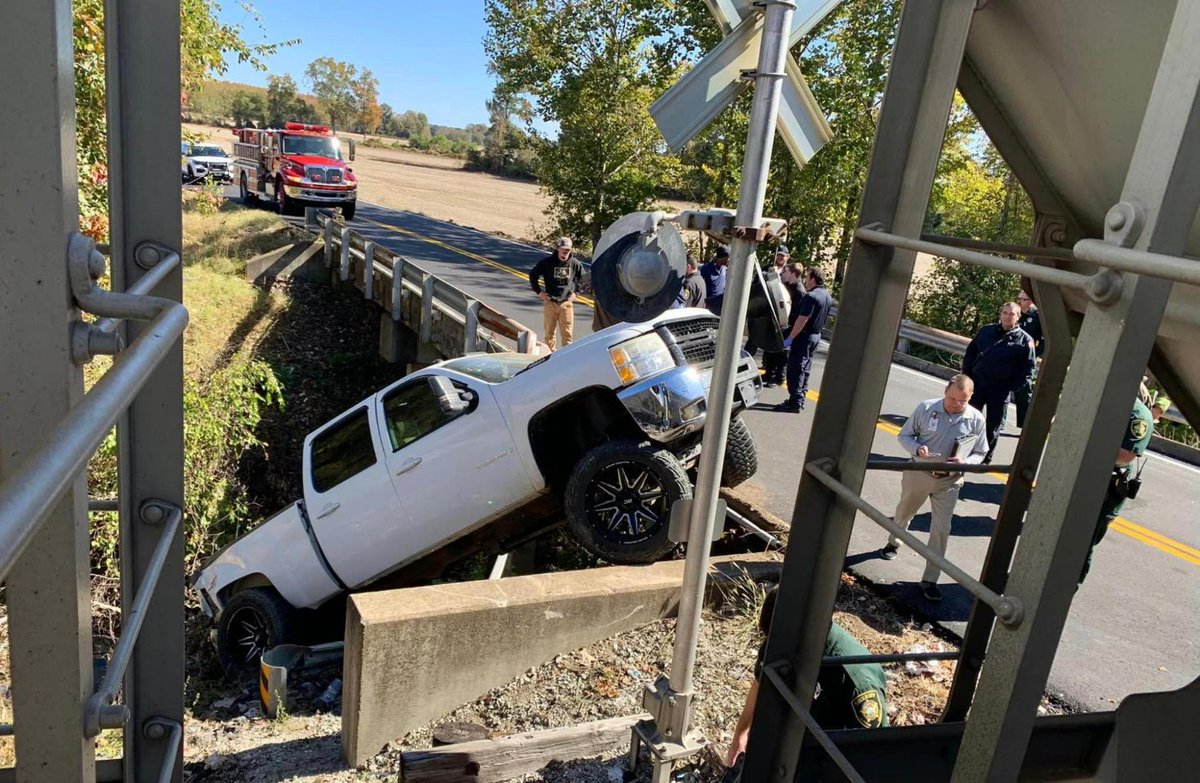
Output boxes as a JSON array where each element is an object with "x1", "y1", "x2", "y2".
[
  {"x1": 0, "y1": 1, "x2": 96, "y2": 779},
  {"x1": 952, "y1": 3, "x2": 1200, "y2": 778},
  {"x1": 942, "y1": 217, "x2": 1077, "y2": 721},
  {"x1": 104, "y1": 0, "x2": 186, "y2": 780},
  {"x1": 741, "y1": 3, "x2": 977, "y2": 781}
]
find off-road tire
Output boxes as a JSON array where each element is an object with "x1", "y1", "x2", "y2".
[
  {"x1": 341, "y1": 200, "x2": 356, "y2": 221},
  {"x1": 216, "y1": 587, "x2": 297, "y2": 675},
  {"x1": 564, "y1": 440, "x2": 691, "y2": 564},
  {"x1": 721, "y1": 414, "x2": 759, "y2": 488}
]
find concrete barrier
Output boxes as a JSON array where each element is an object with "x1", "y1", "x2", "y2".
[
  {"x1": 342, "y1": 553, "x2": 779, "y2": 766},
  {"x1": 244, "y1": 239, "x2": 327, "y2": 284}
]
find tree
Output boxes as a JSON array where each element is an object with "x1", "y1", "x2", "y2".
[
  {"x1": 379, "y1": 103, "x2": 396, "y2": 136},
  {"x1": 305, "y1": 57, "x2": 358, "y2": 131},
  {"x1": 485, "y1": 0, "x2": 682, "y2": 248},
  {"x1": 352, "y1": 69, "x2": 382, "y2": 137},
  {"x1": 266, "y1": 74, "x2": 303, "y2": 127},
  {"x1": 230, "y1": 90, "x2": 265, "y2": 127}
]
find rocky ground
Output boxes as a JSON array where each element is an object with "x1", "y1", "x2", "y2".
[{"x1": 180, "y1": 571, "x2": 1010, "y2": 782}]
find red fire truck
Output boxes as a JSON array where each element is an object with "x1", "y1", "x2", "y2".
[{"x1": 233, "y1": 122, "x2": 358, "y2": 220}]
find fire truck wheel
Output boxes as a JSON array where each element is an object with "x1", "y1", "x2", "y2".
[
  {"x1": 341, "y1": 201, "x2": 356, "y2": 221},
  {"x1": 275, "y1": 178, "x2": 297, "y2": 215}
]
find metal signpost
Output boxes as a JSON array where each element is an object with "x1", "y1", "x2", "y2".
[{"x1": 629, "y1": 1, "x2": 837, "y2": 779}]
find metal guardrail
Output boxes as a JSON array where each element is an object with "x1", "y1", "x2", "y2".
[{"x1": 315, "y1": 211, "x2": 539, "y2": 359}]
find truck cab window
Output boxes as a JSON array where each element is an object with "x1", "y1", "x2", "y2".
[
  {"x1": 383, "y1": 381, "x2": 464, "y2": 451},
  {"x1": 311, "y1": 407, "x2": 376, "y2": 492}
]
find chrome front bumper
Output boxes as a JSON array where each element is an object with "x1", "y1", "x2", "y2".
[
  {"x1": 617, "y1": 353, "x2": 761, "y2": 443},
  {"x1": 284, "y1": 185, "x2": 357, "y2": 203}
]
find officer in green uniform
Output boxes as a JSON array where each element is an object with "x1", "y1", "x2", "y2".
[
  {"x1": 1080, "y1": 399, "x2": 1154, "y2": 583},
  {"x1": 725, "y1": 590, "x2": 888, "y2": 773}
]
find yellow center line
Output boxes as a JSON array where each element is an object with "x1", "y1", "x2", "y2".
[
  {"x1": 367, "y1": 220, "x2": 1197, "y2": 569},
  {"x1": 361, "y1": 217, "x2": 596, "y2": 307}
]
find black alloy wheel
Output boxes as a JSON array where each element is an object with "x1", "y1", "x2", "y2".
[{"x1": 587, "y1": 460, "x2": 669, "y2": 545}]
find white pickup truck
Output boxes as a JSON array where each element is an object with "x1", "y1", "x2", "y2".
[{"x1": 194, "y1": 309, "x2": 761, "y2": 668}]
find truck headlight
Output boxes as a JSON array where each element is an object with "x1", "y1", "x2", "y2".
[{"x1": 609, "y1": 333, "x2": 674, "y2": 386}]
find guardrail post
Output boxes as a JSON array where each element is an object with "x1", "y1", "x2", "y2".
[
  {"x1": 465, "y1": 298, "x2": 481, "y2": 354},
  {"x1": 420, "y1": 273, "x2": 435, "y2": 344},
  {"x1": 391, "y1": 257, "x2": 405, "y2": 321},
  {"x1": 324, "y1": 219, "x2": 334, "y2": 267},
  {"x1": 305, "y1": 206, "x2": 319, "y2": 231},
  {"x1": 340, "y1": 227, "x2": 352, "y2": 282},
  {"x1": 362, "y1": 240, "x2": 376, "y2": 300},
  {"x1": 0, "y1": 1, "x2": 96, "y2": 777}
]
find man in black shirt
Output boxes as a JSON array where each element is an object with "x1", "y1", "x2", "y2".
[
  {"x1": 529, "y1": 237, "x2": 585, "y2": 350},
  {"x1": 776, "y1": 266, "x2": 832, "y2": 412},
  {"x1": 1013, "y1": 290, "x2": 1044, "y2": 427},
  {"x1": 962, "y1": 301, "x2": 1035, "y2": 463}
]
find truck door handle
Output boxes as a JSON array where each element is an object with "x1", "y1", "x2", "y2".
[
  {"x1": 395, "y1": 457, "x2": 422, "y2": 476},
  {"x1": 316, "y1": 502, "x2": 341, "y2": 519}
]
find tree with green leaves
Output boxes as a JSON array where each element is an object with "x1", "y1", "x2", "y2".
[
  {"x1": 305, "y1": 57, "x2": 359, "y2": 131},
  {"x1": 485, "y1": 0, "x2": 683, "y2": 248},
  {"x1": 230, "y1": 90, "x2": 266, "y2": 127},
  {"x1": 353, "y1": 69, "x2": 382, "y2": 136},
  {"x1": 267, "y1": 74, "x2": 307, "y2": 127}
]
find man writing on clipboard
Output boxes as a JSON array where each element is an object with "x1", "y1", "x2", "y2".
[{"x1": 880, "y1": 374, "x2": 989, "y2": 602}]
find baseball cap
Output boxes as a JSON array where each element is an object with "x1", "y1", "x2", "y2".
[
  {"x1": 556, "y1": 237, "x2": 573, "y2": 250},
  {"x1": 776, "y1": 244, "x2": 790, "y2": 256},
  {"x1": 715, "y1": 245, "x2": 730, "y2": 258}
]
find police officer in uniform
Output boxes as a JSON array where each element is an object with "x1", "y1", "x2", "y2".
[
  {"x1": 962, "y1": 302, "x2": 1035, "y2": 463},
  {"x1": 725, "y1": 589, "x2": 887, "y2": 773},
  {"x1": 1080, "y1": 398, "x2": 1154, "y2": 583},
  {"x1": 1013, "y1": 290, "x2": 1044, "y2": 428}
]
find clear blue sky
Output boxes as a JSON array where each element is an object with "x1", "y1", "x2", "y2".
[{"x1": 217, "y1": 0, "x2": 495, "y2": 129}]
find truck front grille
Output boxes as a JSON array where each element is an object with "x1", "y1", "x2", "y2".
[
  {"x1": 660, "y1": 317, "x2": 720, "y2": 366},
  {"x1": 305, "y1": 166, "x2": 343, "y2": 184}
]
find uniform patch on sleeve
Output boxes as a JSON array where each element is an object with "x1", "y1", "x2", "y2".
[
  {"x1": 852, "y1": 690, "x2": 884, "y2": 728},
  {"x1": 1131, "y1": 419, "x2": 1149, "y2": 441}
]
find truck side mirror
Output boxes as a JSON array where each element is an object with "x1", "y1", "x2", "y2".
[
  {"x1": 427, "y1": 375, "x2": 471, "y2": 415},
  {"x1": 348, "y1": 139, "x2": 356, "y2": 162}
]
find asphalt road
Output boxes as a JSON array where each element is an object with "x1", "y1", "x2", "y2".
[{"x1": 263, "y1": 196, "x2": 1198, "y2": 712}]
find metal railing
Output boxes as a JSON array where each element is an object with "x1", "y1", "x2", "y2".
[
  {"x1": 0, "y1": 236, "x2": 188, "y2": 584},
  {"x1": 806, "y1": 458, "x2": 1024, "y2": 626},
  {"x1": 317, "y1": 212, "x2": 539, "y2": 359},
  {"x1": 0, "y1": 233, "x2": 187, "y2": 757}
]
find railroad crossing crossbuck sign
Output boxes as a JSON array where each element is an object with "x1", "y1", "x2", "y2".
[{"x1": 650, "y1": 0, "x2": 841, "y2": 163}]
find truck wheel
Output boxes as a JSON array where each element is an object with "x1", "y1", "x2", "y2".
[
  {"x1": 217, "y1": 587, "x2": 297, "y2": 674},
  {"x1": 565, "y1": 440, "x2": 691, "y2": 564},
  {"x1": 721, "y1": 414, "x2": 759, "y2": 488},
  {"x1": 341, "y1": 200, "x2": 356, "y2": 221},
  {"x1": 275, "y1": 177, "x2": 296, "y2": 215}
]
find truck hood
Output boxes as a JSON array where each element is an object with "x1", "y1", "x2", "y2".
[{"x1": 189, "y1": 155, "x2": 230, "y2": 166}]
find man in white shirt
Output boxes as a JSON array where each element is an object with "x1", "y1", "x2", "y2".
[{"x1": 880, "y1": 374, "x2": 989, "y2": 602}]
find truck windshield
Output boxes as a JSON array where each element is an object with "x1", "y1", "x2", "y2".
[
  {"x1": 440, "y1": 354, "x2": 537, "y2": 383},
  {"x1": 282, "y1": 134, "x2": 343, "y2": 160},
  {"x1": 191, "y1": 146, "x2": 226, "y2": 157}
]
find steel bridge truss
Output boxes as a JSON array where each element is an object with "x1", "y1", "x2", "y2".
[
  {"x1": 0, "y1": 1, "x2": 186, "y2": 781},
  {"x1": 743, "y1": 1, "x2": 1200, "y2": 781}
]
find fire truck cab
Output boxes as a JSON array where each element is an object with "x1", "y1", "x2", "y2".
[{"x1": 233, "y1": 122, "x2": 358, "y2": 220}]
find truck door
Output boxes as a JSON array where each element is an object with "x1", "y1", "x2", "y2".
[
  {"x1": 302, "y1": 403, "x2": 407, "y2": 588},
  {"x1": 375, "y1": 374, "x2": 533, "y2": 569}
]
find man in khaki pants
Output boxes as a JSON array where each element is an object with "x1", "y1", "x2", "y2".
[
  {"x1": 529, "y1": 237, "x2": 584, "y2": 350},
  {"x1": 879, "y1": 374, "x2": 989, "y2": 602}
]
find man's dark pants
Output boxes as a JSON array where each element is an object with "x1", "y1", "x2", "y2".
[
  {"x1": 762, "y1": 350, "x2": 786, "y2": 384},
  {"x1": 1080, "y1": 470, "x2": 1128, "y2": 583},
  {"x1": 969, "y1": 385, "x2": 1009, "y2": 462},
  {"x1": 786, "y1": 333, "x2": 821, "y2": 406}
]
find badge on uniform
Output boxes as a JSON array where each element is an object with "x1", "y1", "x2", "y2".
[
  {"x1": 853, "y1": 689, "x2": 884, "y2": 728},
  {"x1": 928, "y1": 412, "x2": 939, "y2": 432},
  {"x1": 1131, "y1": 419, "x2": 1149, "y2": 440}
]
